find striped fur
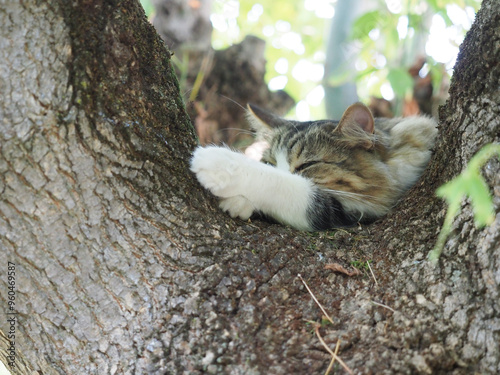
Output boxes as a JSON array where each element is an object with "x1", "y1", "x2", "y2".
[{"x1": 191, "y1": 102, "x2": 437, "y2": 231}]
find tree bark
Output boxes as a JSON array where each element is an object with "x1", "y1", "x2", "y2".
[{"x1": 0, "y1": 1, "x2": 498, "y2": 375}]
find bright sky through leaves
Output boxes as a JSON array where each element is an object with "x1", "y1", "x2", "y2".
[
  {"x1": 208, "y1": 0, "x2": 480, "y2": 119},
  {"x1": 140, "y1": 0, "x2": 481, "y2": 119}
]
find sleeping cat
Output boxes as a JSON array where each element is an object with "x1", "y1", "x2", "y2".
[{"x1": 190, "y1": 102, "x2": 437, "y2": 231}]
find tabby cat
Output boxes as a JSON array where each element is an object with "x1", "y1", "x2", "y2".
[{"x1": 190, "y1": 102, "x2": 437, "y2": 231}]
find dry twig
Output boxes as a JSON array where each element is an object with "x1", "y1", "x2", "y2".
[
  {"x1": 324, "y1": 338, "x2": 341, "y2": 375},
  {"x1": 298, "y1": 274, "x2": 334, "y2": 324},
  {"x1": 366, "y1": 260, "x2": 378, "y2": 285},
  {"x1": 371, "y1": 300, "x2": 396, "y2": 313},
  {"x1": 313, "y1": 323, "x2": 353, "y2": 375}
]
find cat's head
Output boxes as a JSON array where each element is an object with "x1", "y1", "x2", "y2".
[
  {"x1": 247, "y1": 102, "x2": 379, "y2": 150},
  {"x1": 245, "y1": 102, "x2": 394, "y2": 218}
]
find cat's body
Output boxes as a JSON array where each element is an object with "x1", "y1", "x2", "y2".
[{"x1": 190, "y1": 102, "x2": 437, "y2": 231}]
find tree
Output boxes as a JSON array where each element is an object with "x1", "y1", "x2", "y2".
[
  {"x1": 323, "y1": 0, "x2": 361, "y2": 119},
  {"x1": 151, "y1": 0, "x2": 294, "y2": 148},
  {"x1": 0, "y1": 1, "x2": 498, "y2": 375}
]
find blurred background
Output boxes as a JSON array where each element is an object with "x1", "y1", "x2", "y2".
[{"x1": 140, "y1": 0, "x2": 481, "y2": 148}]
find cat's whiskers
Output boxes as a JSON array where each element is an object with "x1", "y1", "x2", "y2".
[
  {"x1": 215, "y1": 128, "x2": 255, "y2": 136},
  {"x1": 218, "y1": 94, "x2": 247, "y2": 111},
  {"x1": 194, "y1": 101, "x2": 437, "y2": 231},
  {"x1": 284, "y1": 118, "x2": 300, "y2": 133},
  {"x1": 323, "y1": 188, "x2": 381, "y2": 199},
  {"x1": 323, "y1": 188, "x2": 386, "y2": 206}
]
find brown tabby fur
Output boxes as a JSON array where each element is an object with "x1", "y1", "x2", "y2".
[{"x1": 247, "y1": 102, "x2": 437, "y2": 227}]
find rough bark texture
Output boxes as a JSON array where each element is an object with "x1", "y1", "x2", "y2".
[{"x1": 0, "y1": 1, "x2": 498, "y2": 375}]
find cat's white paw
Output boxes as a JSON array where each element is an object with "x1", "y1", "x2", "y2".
[
  {"x1": 219, "y1": 196, "x2": 255, "y2": 220},
  {"x1": 190, "y1": 146, "x2": 249, "y2": 198}
]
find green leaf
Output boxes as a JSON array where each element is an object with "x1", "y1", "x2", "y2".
[
  {"x1": 352, "y1": 11, "x2": 381, "y2": 40},
  {"x1": 140, "y1": 0, "x2": 154, "y2": 17},
  {"x1": 387, "y1": 68, "x2": 414, "y2": 97},
  {"x1": 431, "y1": 143, "x2": 500, "y2": 262},
  {"x1": 468, "y1": 176, "x2": 495, "y2": 226},
  {"x1": 426, "y1": 0, "x2": 439, "y2": 11},
  {"x1": 436, "y1": 177, "x2": 463, "y2": 201}
]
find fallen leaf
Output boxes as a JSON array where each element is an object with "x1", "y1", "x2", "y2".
[{"x1": 325, "y1": 263, "x2": 361, "y2": 277}]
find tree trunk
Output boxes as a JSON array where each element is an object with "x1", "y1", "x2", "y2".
[
  {"x1": 0, "y1": 1, "x2": 498, "y2": 375},
  {"x1": 323, "y1": 0, "x2": 361, "y2": 119}
]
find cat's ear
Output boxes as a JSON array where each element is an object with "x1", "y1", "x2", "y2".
[
  {"x1": 247, "y1": 104, "x2": 289, "y2": 132},
  {"x1": 337, "y1": 102, "x2": 375, "y2": 134}
]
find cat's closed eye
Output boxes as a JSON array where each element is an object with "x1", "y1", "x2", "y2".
[
  {"x1": 295, "y1": 161, "x2": 318, "y2": 172},
  {"x1": 192, "y1": 102, "x2": 438, "y2": 231}
]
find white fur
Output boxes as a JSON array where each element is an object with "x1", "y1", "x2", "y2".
[
  {"x1": 244, "y1": 140, "x2": 268, "y2": 161},
  {"x1": 275, "y1": 148, "x2": 290, "y2": 172},
  {"x1": 190, "y1": 146, "x2": 315, "y2": 230}
]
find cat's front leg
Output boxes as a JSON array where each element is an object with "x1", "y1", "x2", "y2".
[
  {"x1": 190, "y1": 146, "x2": 256, "y2": 219},
  {"x1": 190, "y1": 146, "x2": 252, "y2": 198},
  {"x1": 191, "y1": 145, "x2": 316, "y2": 230},
  {"x1": 219, "y1": 196, "x2": 255, "y2": 220}
]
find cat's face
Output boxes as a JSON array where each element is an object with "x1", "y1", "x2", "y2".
[{"x1": 247, "y1": 103, "x2": 397, "y2": 211}]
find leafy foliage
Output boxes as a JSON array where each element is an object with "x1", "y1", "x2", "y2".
[
  {"x1": 350, "y1": 0, "x2": 481, "y2": 109},
  {"x1": 211, "y1": 0, "x2": 481, "y2": 118},
  {"x1": 429, "y1": 143, "x2": 499, "y2": 262},
  {"x1": 211, "y1": 0, "x2": 330, "y2": 119},
  {"x1": 141, "y1": 0, "x2": 481, "y2": 118},
  {"x1": 140, "y1": 0, "x2": 154, "y2": 17},
  {"x1": 387, "y1": 67, "x2": 415, "y2": 97}
]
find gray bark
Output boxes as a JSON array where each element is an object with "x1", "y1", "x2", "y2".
[{"x1": 0, "y1": 1, "x2": 499, "y2": 375}]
